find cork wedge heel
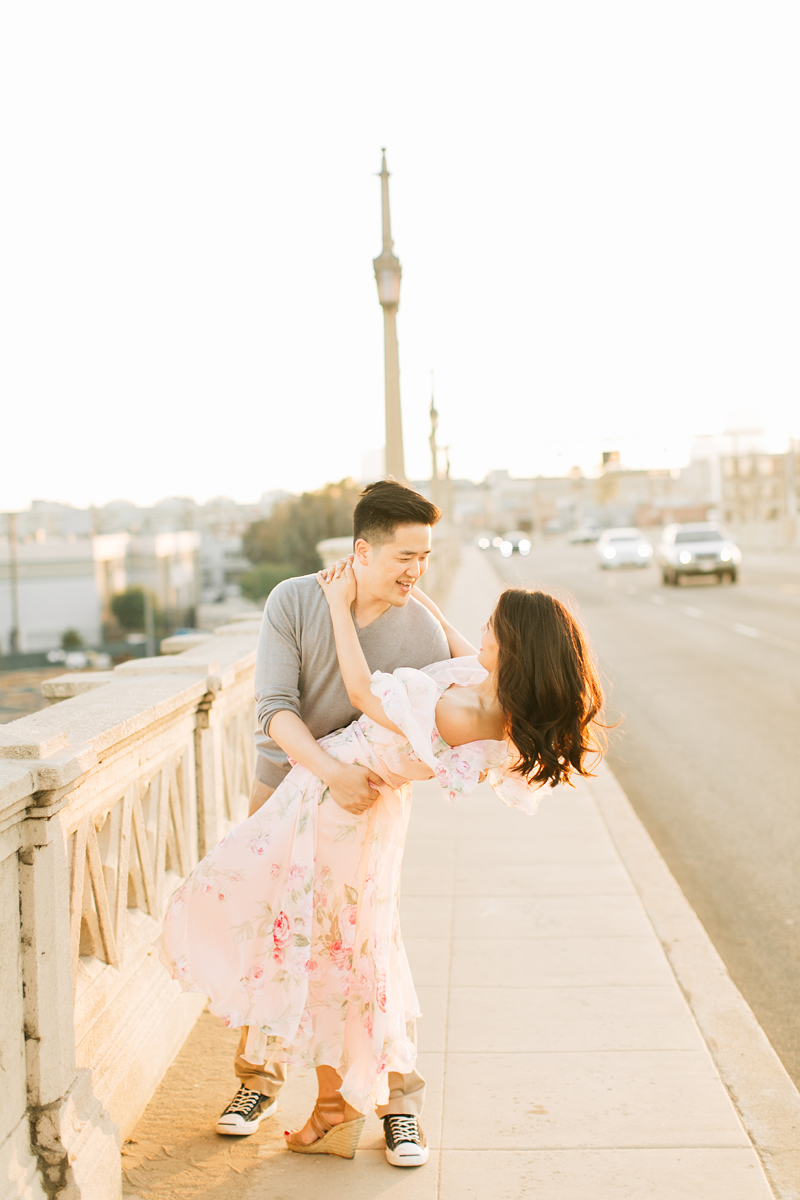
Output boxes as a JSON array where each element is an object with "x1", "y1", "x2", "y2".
[{"x1": 285, "y1": 1096, "x2": 365, "y2": 1159}]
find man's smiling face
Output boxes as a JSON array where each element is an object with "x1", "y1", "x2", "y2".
[{"x1": 355, "y1": 523, "x2": 432, "y2": 607}]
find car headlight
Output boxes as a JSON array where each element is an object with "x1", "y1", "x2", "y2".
[
  {"x1": 679, "y1": 551, "x2": 692, "y2": 564},
  {"x1": 637, "y1": 544, "x2": 651, "y2": 556},
  {"x1": 492, "y1": 536, "x2": 503, "y2": 548},
  {"x1": 519, "y1": 539, "x2": 531, "y2": 555},
  {"x1": 720, "y1": 548, "x2": 732, "y2": 562},
  {"x1": 500, "y1": 541, "x2": 513, "y2": 558},
  {"x1": 603, "y1": 547, "x2": 616, "y2": 559}
]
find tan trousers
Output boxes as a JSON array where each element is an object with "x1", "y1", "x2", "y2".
[{"x1": 234, "y1": 1024, "x2": 426, "y2": 1117}]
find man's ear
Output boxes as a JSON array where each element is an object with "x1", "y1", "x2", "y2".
[{"x1": 353, "y1": 538, "x2": 371, "y2": 566}]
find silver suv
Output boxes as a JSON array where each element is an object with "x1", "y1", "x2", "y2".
[{"x1": 657, "y1": 523, "x2": 741, "y2": 585}]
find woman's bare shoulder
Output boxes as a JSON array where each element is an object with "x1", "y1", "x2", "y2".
[{"x1": 434, "y1": 688, "x2": 505, "y2": 747}]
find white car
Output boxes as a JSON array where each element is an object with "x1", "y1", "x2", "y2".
[
  {"x1": 596, "y1": 528, "x2": 653, "y2": 569},
  {"x1": 498, "y1": 531, "x2": 532, "y2": 558},
  {"x1": 657, "y1": 523, "x2": 741, "y2": 585}
]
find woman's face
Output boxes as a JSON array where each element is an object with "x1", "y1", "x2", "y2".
[{"x1": 477, "y1": 619, "x2": 499, "y2": 672}]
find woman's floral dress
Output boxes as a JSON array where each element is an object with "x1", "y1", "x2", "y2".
[{"x1": 160, "y1": 656, "x2": 539, "y2": 1112}]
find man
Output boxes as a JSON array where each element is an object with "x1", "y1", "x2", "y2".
[{"x1": 215, "y1": 479, "x2": 449, "y2": 1168}]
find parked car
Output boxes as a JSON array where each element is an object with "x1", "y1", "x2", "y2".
[
  {"x1": 596, "y1": 527, "x2": 653, "y2": 569},
  {"x1": 657, "y1": 523, "x2": 741, "y2": 585},
  {"x1": 499, "y1": 531, "x2": 532, "y2": 558}
]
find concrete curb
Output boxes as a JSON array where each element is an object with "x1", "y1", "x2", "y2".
[{"x1": 589, "y1": 761, "x2": 800, "y2": 1200}]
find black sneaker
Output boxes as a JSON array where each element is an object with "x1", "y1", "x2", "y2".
[
  {"x1": 215, "y1": 1086, "x2": 278, "y2": 1135},
  {"x1": 382, "y1": 1114, "x2": 429, "y2": 1167}
]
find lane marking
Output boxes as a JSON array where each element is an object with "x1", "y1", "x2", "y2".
[{"x1": 597, "y1": 577, "x2": 800, "y2": 654}]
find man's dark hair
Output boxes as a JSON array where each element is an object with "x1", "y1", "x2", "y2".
[{"x1": 353, "y1": 479, "x2": 441, "y2": 546}]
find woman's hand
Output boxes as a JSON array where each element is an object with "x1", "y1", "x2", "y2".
[
  {"x1": 317, "y1": 562, "x2": 357, "y2": 609},
  {"x1": 318, "y1": 553, "x2": 355, "y2": 583}
]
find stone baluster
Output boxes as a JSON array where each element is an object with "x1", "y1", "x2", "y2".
[{"x1": 0, "y1": 619, "x2": 261, "y2": 1199}]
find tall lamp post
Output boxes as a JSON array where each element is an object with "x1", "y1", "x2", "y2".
[
  {"x1": 429, "y1": 375, "x2": 440, "y2": 510},
  {"x1": 373, "y1": 150, "x2": 406, "y2": 481},
  {"x1": 7, "y1": 512, "x2": 20, "y2": 653}
]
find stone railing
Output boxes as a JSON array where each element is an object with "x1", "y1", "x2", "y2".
[{"x1": 0, "y1": 614, "x2": 261, "y2": 1200}]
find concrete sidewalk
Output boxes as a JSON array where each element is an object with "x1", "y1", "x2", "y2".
[{"x1": 121, "y1": 548, "x2": 798, "y2": 1199}]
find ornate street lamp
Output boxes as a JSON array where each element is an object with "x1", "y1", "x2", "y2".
[{"x1": 373, "y1": 150, "x2": 406, "y2": 480}]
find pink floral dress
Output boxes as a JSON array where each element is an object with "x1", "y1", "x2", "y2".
[{"x1": 160, "y1": 656, "x2": 539, "y2": 1112}]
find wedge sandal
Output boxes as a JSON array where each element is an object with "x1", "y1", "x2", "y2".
[{"x1": 285, "y1": 1095, "x2": 365, "y2": 1159}]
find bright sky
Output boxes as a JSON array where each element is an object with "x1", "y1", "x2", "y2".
[{"x1": 2, "y1": 2, "x2": 798, "y2": 510}]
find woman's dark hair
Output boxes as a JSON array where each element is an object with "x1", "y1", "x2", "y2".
[
  {"x1": 353, "y1": 479, "x2": 441, "y2": 546},
  {"x1": 492, "y1": 588, "x2": 605, "y2": 789}
]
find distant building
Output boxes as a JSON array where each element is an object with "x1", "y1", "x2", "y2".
[
  {"x1": 720, "y1": 447, "x2": 799, "y2": 544},
  {"x1": 0, "y1": 529, "x2": 202, "y2": 655},
  {"x1": 0, "y1": 537, "x2": 119, "y2": 653},
  {"x1": 418, "y1": 461, "x2": 716, "y2": 537},
  {"x1": 90, "y1": 493, "x2": 286, "y2": 603},
  {"x1": 2, "y1": 494, "x2": 286, "y2": 650},
  {"x1": 590, "y1": 459, "x2": 714, "y2": 530},
  {"x1": 15, "y1": 500, "x2": 93, "y2": 541},
  {"x1": 124, "y1": 532, "x2": 202, "y2": 625}
]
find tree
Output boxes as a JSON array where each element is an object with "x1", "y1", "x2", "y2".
[
  {"x1": 239, "y1": 563, "x2": 297, "y2": 602},
  {"x1": 243, "y1": 479, "x2": 360, "y2": 576},
  {"x1": 61, "y1": 629, "x2": 84, "y2": 649},
  {"x1": 111, "y1": 587, "x2": 148, "y2": 630}
]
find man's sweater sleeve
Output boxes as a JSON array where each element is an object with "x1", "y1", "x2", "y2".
[{"x1": 254, "y1": 582, "x2": 302, "y2": 737}]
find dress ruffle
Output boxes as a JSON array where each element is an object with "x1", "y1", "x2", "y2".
[{"x1": 370, "y1": 656, "x2": 540, "y2": 814}]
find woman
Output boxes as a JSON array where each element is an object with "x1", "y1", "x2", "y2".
[{"x1": 160, "y1": 572, "x2": 604, "y2": 1158}]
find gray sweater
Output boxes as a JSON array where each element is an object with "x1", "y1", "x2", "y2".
[{"x1": 254, "y1": 574, "x2": 451, "y2": 787}]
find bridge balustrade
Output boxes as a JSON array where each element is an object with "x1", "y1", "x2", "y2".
[{"x1": 0, "y1": 618, "x2": 261, "y2": 1200}]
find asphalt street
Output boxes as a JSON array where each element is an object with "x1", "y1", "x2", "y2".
[{"x1": 492, "y1": 539, "x2": 800, "y2": 1087}]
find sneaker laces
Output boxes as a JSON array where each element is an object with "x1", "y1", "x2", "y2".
[
  {"x1": 384, "y1": 1114, "x2": 421, "y2": 1145},
  {"x1": 223, "y1": 1086, "x2": 263, "y2": 1116}
]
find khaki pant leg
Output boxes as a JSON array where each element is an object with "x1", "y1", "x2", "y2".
[
  {"x1": 375, "y1": 1021, "x2": 426, "y2": 1118},
  {"x1": 233, "y1": 1027, "x2": 288, "y2": 1098},
  {"x1": 249, "y1": 777, "x2": 275, "y2": 818}
]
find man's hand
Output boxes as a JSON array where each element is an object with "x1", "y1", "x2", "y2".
[{"x1": 325, "y1": 761, "x2": 383, "y2": 815}]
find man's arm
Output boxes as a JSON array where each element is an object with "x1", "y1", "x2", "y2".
[
  {"x1": 267, "y1": 711, "x2": 383, "y2": 815},
  {"x1": 254, "y1": 581, "x2": 383, "y2": 816}
]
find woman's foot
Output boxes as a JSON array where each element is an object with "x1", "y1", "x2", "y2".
[
  {"x1": 285, "y1": 1094, "x2": 365, "y2": 1158},
  {"x1": 285, "y1": 1095, "x2": 361, "y2": 1147}
]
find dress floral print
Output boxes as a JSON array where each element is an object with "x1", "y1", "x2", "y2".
[{"x1": 160, "y1": 656, "x2": 539, "y2": 1112}]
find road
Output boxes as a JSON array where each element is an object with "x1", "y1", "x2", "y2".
[
  {"x1": 492, "y1": 540, "x2": 800, "y2": 1087},
  {"x1": 0, "y1": 668, "x2": 64, "y2": 724}
]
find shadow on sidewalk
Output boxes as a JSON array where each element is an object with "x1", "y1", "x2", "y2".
[{"x1": 122, "y1": 1009, "x2": 432, "y2": 1199}]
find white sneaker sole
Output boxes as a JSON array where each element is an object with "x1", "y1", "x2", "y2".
[
  {"x1": 385, "y1": 1141, "x2": 430, "y2": 1167},
  {"x1": 215, "y1": 1096, "x2": 278, "y2": 1135}
]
